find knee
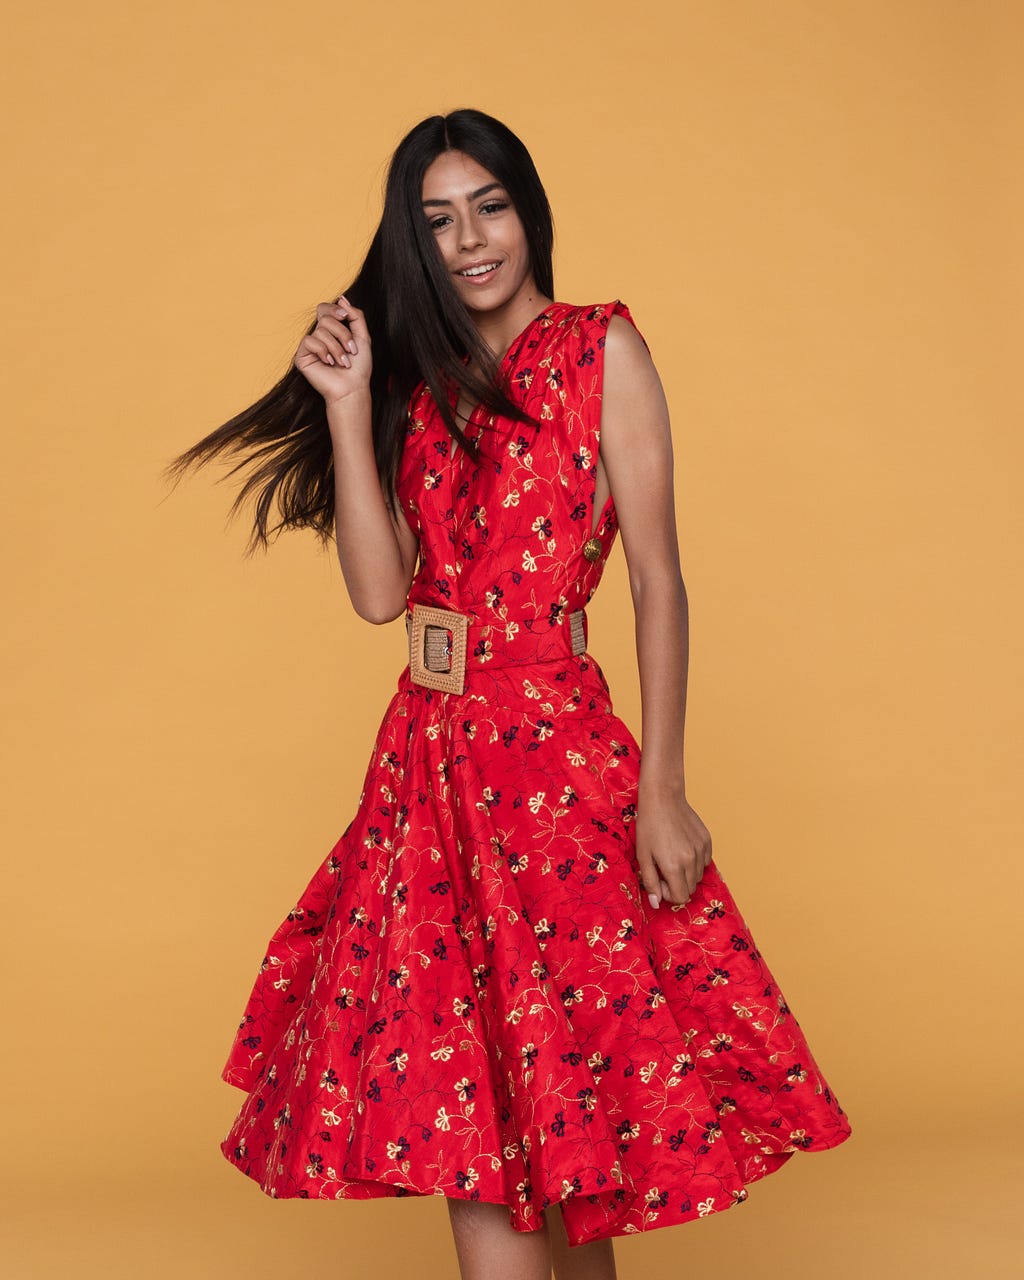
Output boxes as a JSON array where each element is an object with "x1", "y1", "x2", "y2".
[{"x1": 445, "y1": 1195, "x2": 509, "y2": 1221}]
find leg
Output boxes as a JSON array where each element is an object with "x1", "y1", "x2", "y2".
[
  {"x1": 445, "y1": 1196, "x2": 553, "y2": 1280},
  {"x1": 544, "y1": 1205, "x2": 617, "y2": 1280}
]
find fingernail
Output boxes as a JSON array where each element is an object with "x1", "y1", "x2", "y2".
[
  {"x1": 648, "y1": 892, "x2": 660, "y2": 909},
  {"x1": 347, "y1": 341, "x2": 357, "y2": 354}
]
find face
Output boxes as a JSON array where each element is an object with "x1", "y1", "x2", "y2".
[{"x1": 421, "y1": 150, "x2": 535, "y2": 315}]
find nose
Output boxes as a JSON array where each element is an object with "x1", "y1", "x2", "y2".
[{"x1": 458, "y1": 214, "x2": 485, "y2": 253}]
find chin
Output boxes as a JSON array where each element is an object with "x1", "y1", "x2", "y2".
[
  {"x1": 463, "y1": 284, "x2": 529, "y2": 314},
  {"x1": 468, "y1": 293, "x2": 515, "y2": 312}
]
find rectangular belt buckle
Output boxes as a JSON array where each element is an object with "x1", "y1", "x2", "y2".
[{"x1": 408, "y1": 603, "x2": 470, "y2": 695}]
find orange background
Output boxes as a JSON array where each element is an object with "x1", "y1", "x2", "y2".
[{"x1": 3, "y1": 2, "x2": 1021, "y2": 1276}]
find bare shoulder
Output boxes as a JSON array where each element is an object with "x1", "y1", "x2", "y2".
[
  {"x1": 604, "y1": 311, "x2": 651, "y2": 362},
  {"x1": 602, "y1": 313, "x2": 668, "y2": 420}
]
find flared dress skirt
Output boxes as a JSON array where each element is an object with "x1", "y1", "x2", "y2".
[{"x1": 218, "y1": 300, "x2": 852, "y2": 1246}]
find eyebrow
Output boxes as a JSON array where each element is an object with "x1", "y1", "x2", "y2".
[{"x1": 421, "y1": 182, "x2": 505, "y2": 208}]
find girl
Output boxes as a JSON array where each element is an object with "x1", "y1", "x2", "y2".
[{"x1": 166, "y1": 108, "x2": 851, "y2": 1280}]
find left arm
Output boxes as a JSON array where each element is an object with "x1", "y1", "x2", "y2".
[{"x1": 599, "y1": 315, "x2": 713, "y2": 908}]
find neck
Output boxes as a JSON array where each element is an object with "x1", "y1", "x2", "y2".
[{"x1": 466, "y1": 287, "x2": 556, "y2": 362}]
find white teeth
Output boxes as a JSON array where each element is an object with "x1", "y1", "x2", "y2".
[{"x1": 459, "y1": 263, "x2": 499, "y2": 277}]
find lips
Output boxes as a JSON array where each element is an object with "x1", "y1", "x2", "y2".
[{"x1": 455, "y1": 259, "x2": 503, "y2": 281}]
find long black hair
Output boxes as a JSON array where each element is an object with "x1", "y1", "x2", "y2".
[{"x1": 162, "y1": 108, "x2": 555, "y2": 555}]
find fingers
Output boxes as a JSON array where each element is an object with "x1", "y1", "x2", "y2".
[
  {"x1": 308, "y1": 320, "x2": 353, "y2": 368},
  {"x1": 635, "y1": 856, "x2": 663, "y2": 910},
  {"x1": 333, "y1": 294, "x2": 371, "y2": 346},
  {"x1": 665, "y1": 868, "x2": 696, "y2": 904},
  {"x1": 311, "y1": 305, "x2": 354, "y2": 366},
  {"x1": 307, "y1": 295, "x2": 372, "y2": 371},
  {"x1": 655, "y1": 851, "x2": 696, "y2": 905},
  {"x1": 294, "y1": 298, "x2": 373, "y2": 397},
  {"x1": 637, "y1": 806, "x2": 714, "y2": 911},
  {"x1": 695, "y1": 813, "x2": 713, "y2": 870},
  {"x1": 318, "y1": 295, "x2": 371, "y2": 348},
  {"x1": 639, "y1": 851, "x2": 702, "y2": 909},
  {"x1": 638, "y1": 861, "x2": 694, "y2": 909}
]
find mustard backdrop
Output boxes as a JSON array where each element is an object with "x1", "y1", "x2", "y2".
[{"x1": 3, "y1": 2, "x2": 1020, "y2": 1276}]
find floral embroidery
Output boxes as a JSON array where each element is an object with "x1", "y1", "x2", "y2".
[{"x1": 219, "y1": 301, "x2": 851, "y2": 1246}]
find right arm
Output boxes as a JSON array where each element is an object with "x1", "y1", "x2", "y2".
[{"x1": 297, "y1": 297, "x2": 419, "y2": 624}]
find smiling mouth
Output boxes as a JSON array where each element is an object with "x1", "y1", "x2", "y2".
[{"x1": 456, "y1": 261, "x2": 503, "y2": 279}]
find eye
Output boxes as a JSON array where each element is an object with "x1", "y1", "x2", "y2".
[
  {"x1": 428, "y1": 214, "x2": 451, "y2": 232},
  {"x1": 480, "y1": 200, "x2": 509, "y2": 215}
]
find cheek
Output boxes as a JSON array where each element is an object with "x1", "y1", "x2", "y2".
[
  {"x1": 433, "y1": 235, "x2": 456, "y2": 267},
  {"x1": 505, "y1": 222, "x2": 529, "y2": 259}
]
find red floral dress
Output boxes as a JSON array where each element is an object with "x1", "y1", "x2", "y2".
[{"x1": 219, "y1": 300, "x2": 852, "y2": 1246}]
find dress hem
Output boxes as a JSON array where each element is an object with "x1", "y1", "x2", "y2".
[{"x1": 218, "y1": 1112, "x2": 852, "y2": 1246}]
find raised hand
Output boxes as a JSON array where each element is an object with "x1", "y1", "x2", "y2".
[{"x1": 293, "y1": 295, "x2": 372, "y2": 405}]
